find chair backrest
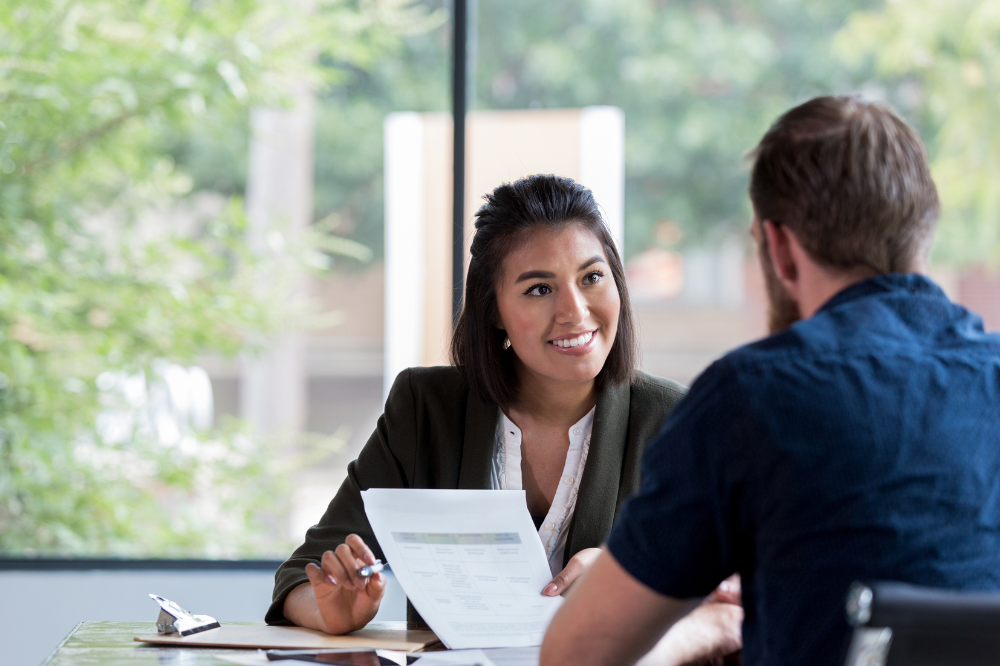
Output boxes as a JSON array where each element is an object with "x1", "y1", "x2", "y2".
[{"x1": 843, "y1": 581, "x2": 1000, "y2": 666}]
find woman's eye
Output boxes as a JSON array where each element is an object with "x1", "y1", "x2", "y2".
[
  {"x1": 583, "y1": 271, "x2": 604, "y2": 285},
  {"x1": 525, "y1": 284, "x2": 551, "y2": 296}
]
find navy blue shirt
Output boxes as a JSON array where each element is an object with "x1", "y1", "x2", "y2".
[{"x1": 607, "y1": 274, "x2": 1000, "y2": 665}]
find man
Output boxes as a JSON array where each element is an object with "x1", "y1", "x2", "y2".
[{"x1": 541, "y1": 96, "x2": 1000, "y2": 666}]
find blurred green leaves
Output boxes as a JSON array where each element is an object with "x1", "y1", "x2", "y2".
[
  {"x1": 318, "y1": 0, "x2": 884, "y2": 259},
  {"x1": 470, "y1": 0, "x2": 882, "y2": 255},
  {"x1": 5, "y1": 0, "x2": 1000, "y2": 558},
  {"x1": 343, "y1": 0, "x2": 998, "y2": 263},
  {"x1": 0, "y1": 0, "x2": 420, "y2": 556},
  {"x1": 836, "y1": 0, "x2": 1000, "y2": 264}
]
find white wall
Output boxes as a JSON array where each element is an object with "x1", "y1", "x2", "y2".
[
  {"x1": 383, "y1": 112, "x2": 427, "y2": 400},
  {"x1": 580, "y1": 106, "x2": 625, "y2": 250},
  {"x1": 382, "y1": 107, "x2": 626, "y2": 397},
  {"x1": 0, "y1": 568, "x2": 405, "y2": 666}
]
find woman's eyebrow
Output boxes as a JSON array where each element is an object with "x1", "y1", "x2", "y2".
[
  {"x1": 514, "y1": 256, "x2": 606, "y2": 283},
  {"x1": 515, "y1": 269, "x2": 555, "y2": 283}
]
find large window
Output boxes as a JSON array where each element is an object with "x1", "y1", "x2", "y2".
[{"x1": 3, "y1": 0, "x2": 998, "y2": 559}]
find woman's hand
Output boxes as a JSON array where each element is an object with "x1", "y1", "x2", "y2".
[
  {"x1": 288, "y1": 534, "x2": 387, "y2": 635},
  {"x1": 637, "y1": 575, "x2": 743, "y2": 666},
  {"x1": 542, "y1": 547, "x2": 602, "y2": 596}
]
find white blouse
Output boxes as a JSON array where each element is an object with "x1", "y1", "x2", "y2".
[{"x1": 489, "y1": 406, "x2": 595, "y2": 577}]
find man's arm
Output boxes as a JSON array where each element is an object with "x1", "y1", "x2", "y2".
[{"x1": 540, "y1": 550, "x2": 700, "y2": 666}]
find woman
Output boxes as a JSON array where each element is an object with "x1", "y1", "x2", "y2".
[{"x1": 266, "y1": 174, "x2": 686, "y2": 634}]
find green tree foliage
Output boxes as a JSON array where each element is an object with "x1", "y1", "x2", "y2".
[
  {"x1": 473, "y1": 0, "x2": 881, "y2": 255},
  {"x1": 0, "y1": 0, "x2": 422, "y2": 556},
  {"x1": 310, "y1": 0, "x2": 884, "y2": 260},
  {"x1": 836, "y1": 0, "x2": 1000, "y2": 265},
  {"x1": 196, "y1": 0, "x2": 1000, "y2": 267}
]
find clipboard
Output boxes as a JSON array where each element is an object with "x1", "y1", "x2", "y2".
[{"x1": 135, "y1": 622, "x2": 441, "y2": 652}]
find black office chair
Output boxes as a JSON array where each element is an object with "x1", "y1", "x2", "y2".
[{"x1": 843, "y1": 581, "x2": 1000, "y2": 666}]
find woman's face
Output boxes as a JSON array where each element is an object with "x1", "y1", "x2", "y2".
[{"x1": 496, "y1": 223, "x2": 621, "y2": 387}]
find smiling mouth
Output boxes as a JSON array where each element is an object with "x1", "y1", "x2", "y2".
[{"x1": 549, "y1": 331, "x2": 595, "y2": 349}]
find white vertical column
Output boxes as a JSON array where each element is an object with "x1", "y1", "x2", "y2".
[
  {"x1": 241, "y1": 86, "x2": 316, "y2": 436},
  {"x1": 718, "y1": 234, "x2": 746, "y2": 309},
  {"x1": 383, "y1": 113, "x2": 426, "y2": 399},
  {"x1": 580, "y1": 106, "x2": 625, "y2": 251}
]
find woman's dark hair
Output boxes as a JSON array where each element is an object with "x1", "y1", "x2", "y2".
[{"x1": 450, "y1": 174, "x2": 638, "y2": 407}]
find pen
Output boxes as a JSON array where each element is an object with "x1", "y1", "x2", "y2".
[{"x1": 359, "y1": 559, "x2": 389, "y2": 578}]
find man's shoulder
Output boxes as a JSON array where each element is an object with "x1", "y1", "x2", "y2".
[
  {"x1": 723, "y1": 329, "x2": 809, "y2": 366},
  {"x1": 713, "y1": 309, "x2": 875, "y2": 373},
  {"x1": 721, "y1": 295, "x2": 1000, "y2": 374}
]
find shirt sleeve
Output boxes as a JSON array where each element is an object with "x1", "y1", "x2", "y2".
[
  {"x1": 265, "y1": 369, "x2": 418, "y2": 625},
  {"x1": 606, "y1": 359, "x2": 748, "y2": 599}
]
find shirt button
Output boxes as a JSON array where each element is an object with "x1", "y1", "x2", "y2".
[
  {"x1": 562, "y1": 476, "x2": 574, "y2": 485},
  {"x1": 572, "y1": 427, "x2": 582, "y2": 435},
  {"x1": 545, "y1": 522, "x2": 556, "y2": 530}
]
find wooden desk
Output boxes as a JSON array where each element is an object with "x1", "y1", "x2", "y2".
[{"x1": 41, "y1": 621, "x2": 429, "y2": 666}]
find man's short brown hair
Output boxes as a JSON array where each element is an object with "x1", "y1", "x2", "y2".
[{"x1": 749, "y1": 95, "x2": 940, "y2": 273}]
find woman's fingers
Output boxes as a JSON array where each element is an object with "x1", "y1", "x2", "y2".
[
  {"x1": 365, "y1": 571, "x2": 387, "y2": 601},
  {"x1": 345, "y1": 534, "x2": 377, "y2": 566},
  {"x1": 542, "y1": 561, "x2": 582, "y2": 596},
  {"x1": 305, "y1": 562, "x2": 336, "y2": 591},
  {"x1": 542, "y1": 547, "x2": 602, "y2": 596},
  {"x1": 335, "y1": 542, "x2": 371, "y2": 590},
  {"x1": 304, "y1": 546, "x2": 386, "y2": 636},
  {"x1": 322, "y1": 548, "x2": 355, "y2": 590}
]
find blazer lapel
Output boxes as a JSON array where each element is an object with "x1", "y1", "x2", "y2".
[
  {"x1": 457, "y1": 389, "x2": 497, "y2": 490},
  {"x1": 564, "y1": 380, "x2": 631, "y2": 561}
]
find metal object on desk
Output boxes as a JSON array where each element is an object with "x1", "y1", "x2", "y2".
[{"x1": 149, "y1": 594, "x2": 220, "y2": 636}]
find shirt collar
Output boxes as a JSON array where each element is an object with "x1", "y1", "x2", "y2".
[
  {"x1": 817, "y1": 272, "x2": 947, "y2": 315},
  {"x1": 500, "y1": 405, "x2": 596, "y2": 445}
]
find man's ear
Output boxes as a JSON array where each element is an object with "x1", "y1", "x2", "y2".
[{"x1": 762, "y1": 220, "x2": 799, "y2": 287}]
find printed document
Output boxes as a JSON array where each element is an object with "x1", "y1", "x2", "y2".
[{"x1": 361, "y1": 489, "x2": 563, "y2": 649}]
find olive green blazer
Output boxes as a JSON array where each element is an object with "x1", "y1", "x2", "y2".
[{"x1": 266, "y1": 366, "x2": 686, "y2": 625}]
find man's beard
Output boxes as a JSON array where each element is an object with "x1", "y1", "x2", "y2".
[{"x1": 758, "y1": 236, "x2": 802, "y2": 334}]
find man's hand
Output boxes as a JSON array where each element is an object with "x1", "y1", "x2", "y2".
[
  {"x1": 637, "y1": 576, "x2": 743, "y2": 666},
  {"x1": 706, "y1": 574, "x2": 741, "y2": 606},
  {"x1": 286, "y1": 534, "x2": 387, "y2": 635},
  {"x1": 542, "y1": 547, "x2": 601, "y2": 596},
  {"x1": 541, "y1": 550, "x2": 701, "y2": 666}
]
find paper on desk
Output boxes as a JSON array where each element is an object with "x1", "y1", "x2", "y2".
[
  {"x1": 361, "y1": 489, "x2": 562, "y2": 649},
  {"x1": 213, "y1": 652, "x2": 280, "y2": 666},
  {"x1": 480, "y1": 647, "x2": 539, "y2": 666},
  {"x1": 410, "y1": 649, "x2": 498, "y2": 666}
]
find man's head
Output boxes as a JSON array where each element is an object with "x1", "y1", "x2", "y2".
[{"x1": 749, "y1": 95, "x2": 940, "y2": 332}]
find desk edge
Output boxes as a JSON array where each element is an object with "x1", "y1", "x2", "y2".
[{"x1": 40, "y1": 621, "x2": 83, "y2": 666}]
